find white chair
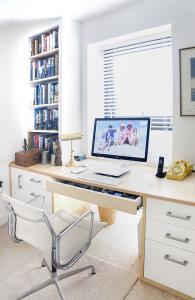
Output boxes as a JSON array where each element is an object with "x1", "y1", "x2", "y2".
[{"x1": 2, "y1": 193, "x2": 105, "y2": 300}]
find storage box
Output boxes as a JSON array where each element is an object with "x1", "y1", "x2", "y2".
[{"x1": 15, "y1": 149, "x2": 42, "y2": 167}]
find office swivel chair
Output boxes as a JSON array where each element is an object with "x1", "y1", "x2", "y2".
[{"x1": 2, "y1": 193, "x2": 105, "y2": 300}]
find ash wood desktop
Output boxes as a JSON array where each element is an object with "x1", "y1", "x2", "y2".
[{"x1": 9, "y1": 159, "x2": 195, "y2": 300}]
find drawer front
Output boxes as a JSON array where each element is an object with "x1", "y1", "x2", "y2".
[
  {"x1": 144, "y1": 239, "x2": 195, "y2": 297},
  {"x1": 146, "y1": 198, "x2": 195, "y2": 229},
  {"x1": 23, "y1": 187, "x2": 52, "y2": 215},
  {"x1": 47, "y1": 180, "x2": 142, "y2": 214},
  {"x1": 11, "y1": 167, "x2": 52, "y2": 215},
  {"x1": 11, "y1": 167, "x2": 50, "y2": 191},
  {"x1": 146, "y1": 218, "x2": 195, "y2": 253},
  {"x1": 11, "y1": 167, "x2": 25, "y2": 201},
  {"x1": 24, "y1": 171, "x2": 49, "y2": 190}
]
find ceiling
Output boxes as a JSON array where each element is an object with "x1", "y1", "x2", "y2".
[{"x1": 0, "y1": 0, "x2": 137, "y2": 22}]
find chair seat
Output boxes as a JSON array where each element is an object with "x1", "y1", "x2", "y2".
[{"x1": 16, "y1": 209, "x2": 105, "y2": 265}]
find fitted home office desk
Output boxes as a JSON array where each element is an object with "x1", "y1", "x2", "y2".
[{"x1": 9, "y1": 159, "x2": 195, "y2": 300}]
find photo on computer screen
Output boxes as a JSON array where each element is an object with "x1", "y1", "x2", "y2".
[{"x1": 92, "y1": 118, "x2": 150, "y2": 161}]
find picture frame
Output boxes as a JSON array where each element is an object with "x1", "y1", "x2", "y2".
[{"x1": 180, "y1": 47, "x2": 195, "y2": 116}]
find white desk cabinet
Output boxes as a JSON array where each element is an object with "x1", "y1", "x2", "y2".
[
  {"x1": 9, "y1": 160, "x2": 195, "y2": 300},
  {"x1": 10, "y1": 167, "x2": 52, "y2": 215},
  {"x1": 144, "y1": 198, "x2": 195, "y2": 299},
  {"x1": 144, "y1": 239, "x2": 195, "y2": 297}
]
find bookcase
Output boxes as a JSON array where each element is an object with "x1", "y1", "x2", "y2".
[{"x1": 28, "y1": 26, "x2": 60, "y2": 155}]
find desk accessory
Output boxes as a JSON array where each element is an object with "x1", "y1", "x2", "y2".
[
  {"x1": 74, "y1": 153, "x2": 86, "y2": 161},
  {"x1": 61, "y1": 132, "x2": 83, "y2": 167},
  {"x1": 55, "y1": 141, "x2": 62, "y2": 166},
  {"x1": 42, "y1": 151, "x2": 49, "y2": 165},
  {"x1": 15, "y1": 148, "x2": 41, "y2": 167},
  {"x1": 50, "y1": 154, "x2": 55, "y2": 166},
  {"x1": 23, "y1": 138, "x2": 28, "y2": 151},
  {"x1": 156, "y1": 156, "x2": 167, "y2": 178},
  {"x1": 71, "y1": 166, "x2": 88, "y2": 174},
  {"x1": 167, "y1": 160, "x2": 193, "y2": 180}
]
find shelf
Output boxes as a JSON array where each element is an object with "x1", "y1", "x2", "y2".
[
  {"x1": 29, "y1": 130, "x2": 59, "y2": 134},
  {"x1": 30, "y1": 48, "x2": 59, "y2": 60},
  {"x1": 32, "y1": 103, "x2": 59, "y2": 109},
  {"x1": 29, "y1": 26, "x2": 59, "y2": 40},
  {"x1": 28, "y1": 25, "x2": 60, "y2": 153},
  {"x1": 30, "y1": 75, "x2": 58, "y2": 84}
]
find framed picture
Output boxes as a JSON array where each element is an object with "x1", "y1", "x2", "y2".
[{"x1": 180, "y1": 47, "x2": 195, "y2": 116}]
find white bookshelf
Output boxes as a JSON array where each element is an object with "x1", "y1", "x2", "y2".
[
  {"x1": 32, "y1": 103, "x2": 58, "y2": 109},
  {"x1": 30, "y1": 75, "x2": 59, "y2": 85},
  {"x1": 29, "y1": 129, "x2": 59, "y2": 134},
  {"x1": 30, "y1": 48, "x2": 59, "y2": 60},
  {"x1": 28, "y1": 25, "x2": 60, "y2": 151}
]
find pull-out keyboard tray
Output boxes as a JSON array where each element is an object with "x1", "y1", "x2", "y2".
[{"x1": 47, "y1": 178, "x2": 142, "y2": 215}]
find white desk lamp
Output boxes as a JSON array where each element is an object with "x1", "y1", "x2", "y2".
[{"x1": 61, "y1": 132, "x2": 83, "y2": 167}]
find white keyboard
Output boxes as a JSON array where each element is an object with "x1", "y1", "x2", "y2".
[{"x1": 79, "y1": 172, "x2": 122, "y2": 186}]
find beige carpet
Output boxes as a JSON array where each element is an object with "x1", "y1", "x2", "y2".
[
  {"x1": 0, "y1": 254, "x2": 138, "y2": 300},
  {"x1": 0, "y1": 212, "x2": 181, "y2": 300}
]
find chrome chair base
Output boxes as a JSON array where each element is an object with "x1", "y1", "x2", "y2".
[{"x1": 17, "y1": 258, "x2": 96, "y2": 300}]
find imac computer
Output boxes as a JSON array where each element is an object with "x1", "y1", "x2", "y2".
[{"x1": 91, "y1": 117, "x2": 150, "y2": 177}]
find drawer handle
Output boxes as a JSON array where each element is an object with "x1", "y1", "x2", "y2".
[
  {"x1": 18, "y1": 175, "x2": 22, "y2": 189},
  {"x1": 165, "y1": 233, "x2": 190, "y2": 244},
  {"x1": 30, "y1": 192, "x2": 40, "y2": 198},
  {"x1": 166, "y1": 211, "x2": 191, "y2": 221},
  {"x1": 27, "y1": 194, "x2": 45, "y2": 209},
  {"x1": 30, "y1": 178, "x2": 41, "y2": 184},
  {"x1": 164, "y1": 254, "x2": 188, "y2": 266}
]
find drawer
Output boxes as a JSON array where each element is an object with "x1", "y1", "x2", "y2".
[
  {"x1": 146, "y1": 198, "x2": 195, "y2": 229},
  {"x1": 146, "y1": 218, "x2": 195, "y2": 253},
  {"x1": 11, "y1": 167, "x2": 50, "y2": 191},
  {"x1": 47, "y1": 179, "x2": 142, "y2": 215},
  {"x1": 24, "y1": 171, "x2": 50, "y2": 190},
  {"x1": 144, "y1": 239, "x2": 195, "y2": 297},
  {"x1": 23, "y1": 187, "x2": 52, "y2": 215}
]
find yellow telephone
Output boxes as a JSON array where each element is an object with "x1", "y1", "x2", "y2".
[{"x1": 166, "y1": 160, "x2": 193, "y2": 181}]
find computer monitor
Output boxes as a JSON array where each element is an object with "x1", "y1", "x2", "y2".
[{"x1": 91, "y1": 117, "x2": 150, "y2": 162}]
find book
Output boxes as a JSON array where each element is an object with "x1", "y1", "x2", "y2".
[
  {"x1": 33, "y1": 133, "x2": 58, "y2": 153},
  {"x1": 30, "y1": 54, "x2": 59, "y2": 81},
  {"x1": 33, "y1": 82, "x2": 58, "y2": 105},
  {"x1": 30, "y1": 28, "x2": 59, "y2": 56},
  {"x1": 34, "y1": 108, "x2": 59, "y2": 130}
]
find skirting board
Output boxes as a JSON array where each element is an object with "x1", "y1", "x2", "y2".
[{"x1": 141, "y1": 277, "x2": 193, "y2": 300}]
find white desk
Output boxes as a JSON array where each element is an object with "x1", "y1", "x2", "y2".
[{"x1": 9, "y1": 159, "x2": 195, "y2": 299}]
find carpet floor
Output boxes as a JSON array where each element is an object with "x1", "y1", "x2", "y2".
[{"x1": 0, "y1": 211, "x2": 181, "y2": 300}]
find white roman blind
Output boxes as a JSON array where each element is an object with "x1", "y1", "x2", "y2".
[{"x1": 103, "y1": 35, "x2": 173, "y2": 131}]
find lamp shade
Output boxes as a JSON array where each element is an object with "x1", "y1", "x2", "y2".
[{"x1": 60, "y1": 132, "x2": 83, "y2": 141}]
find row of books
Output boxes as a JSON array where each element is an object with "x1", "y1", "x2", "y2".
[
  {"x1": 33, "y1": 133, "x2": 58, "y2": 153},
  {"x1": 35, "y1": 108, "x2": 58, "y2": 130},
  {"x1": 33, "y1": 82, "x2": 58, "y2": 105},
  {"x1": 30, "y1": 29, "x2": 58, "y2": 56},
  {"x1": 30, "y1": 54, "x2": 58, "y2": 81}
]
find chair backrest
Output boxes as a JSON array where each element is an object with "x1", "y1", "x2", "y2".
[{"x1": 1, "y1": 193, "x2": 52, "y2": 254}]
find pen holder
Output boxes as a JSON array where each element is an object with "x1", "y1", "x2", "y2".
[{"x1": 42, "y1": 151, "x2": 49, "y2": 165}]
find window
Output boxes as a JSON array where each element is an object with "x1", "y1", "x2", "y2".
[{"x1": 103, "y1": 34, "x2": 173, "y2": 164}]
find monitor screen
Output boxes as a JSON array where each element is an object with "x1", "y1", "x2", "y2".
[{"x1": 91, "y1": 117, "x2": 150, "y2": 162}]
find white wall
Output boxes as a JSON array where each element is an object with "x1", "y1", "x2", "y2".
[
  {"x1": 60, "y1": 18, "x2": 81, "y2": 162},
  {"x1": 0, "y1": 17, "x2": 79, "y2": 225},
  {"x1": 81, "y1": 0, "x2": 195, "y2": 163}
]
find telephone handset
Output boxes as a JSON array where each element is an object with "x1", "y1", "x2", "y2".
[{"x1": 166, "y1": 160, "x2": 193, "y2": 180}]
